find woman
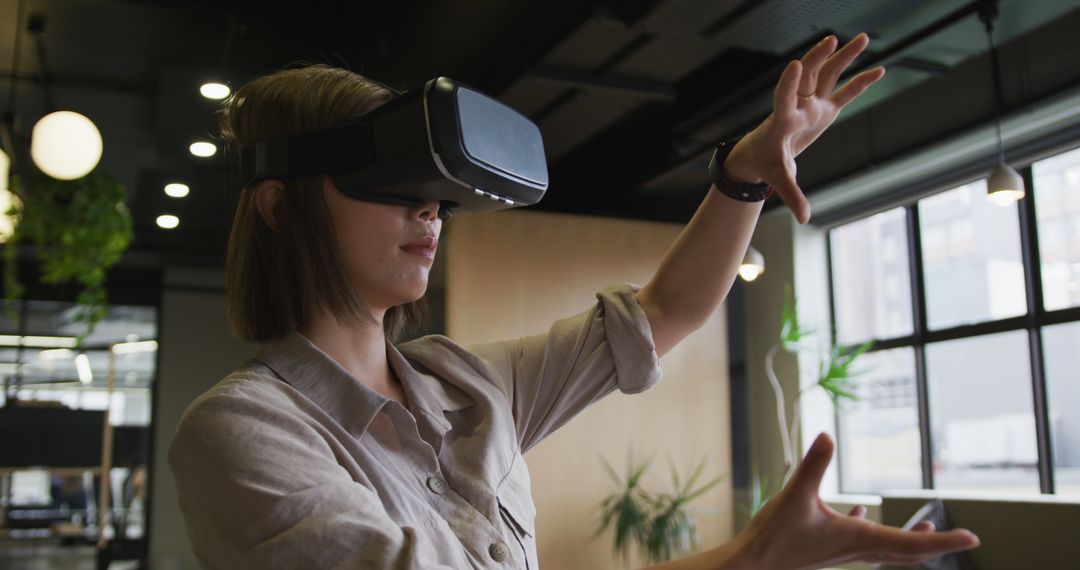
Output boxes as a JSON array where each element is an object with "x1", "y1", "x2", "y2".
[{"x1": 169, "y1": 34, "x2": 979, "y2": 569}]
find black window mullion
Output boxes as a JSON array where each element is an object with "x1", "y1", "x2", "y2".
[
  {"x1": 1042, "y1": 305, "x2": 1080, "y2": 326},
  {"x1": 907, "y1": 204, "x2": 934, "y2": 490},
  {"x1": 1018, "y1": 166, "x2": 1055, "y2": 494}
]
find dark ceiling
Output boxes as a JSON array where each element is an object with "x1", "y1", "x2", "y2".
[{"x1": 1, "y1": 0, "x2": 1078, "y2": 266}]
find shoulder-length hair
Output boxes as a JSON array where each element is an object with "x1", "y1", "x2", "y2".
[{"x1": 221, "y1": 64, "x2": 424, "y2": 343}]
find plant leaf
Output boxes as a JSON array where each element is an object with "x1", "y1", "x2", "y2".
[
  {"x1": 683, "y1": 474, "x2": 724, "y2": 503},
  {"x1": 779, "y1": 283, "x2": 816, "y2": 351},
  {"x1": 5, "y1": 167, "x2": 133, "y2": 341}
]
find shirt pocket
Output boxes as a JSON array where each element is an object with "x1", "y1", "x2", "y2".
[{"x1": 496, "y1": 453, "x2": 536, "y2": 538}]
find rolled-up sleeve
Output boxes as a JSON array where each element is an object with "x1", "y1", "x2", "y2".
[
  {"x1": 168, "y1": 389, "x2": 455, "y2": 570},
  {"x1": 468, "y1": 283, "x2": 663, "y2": 453}
]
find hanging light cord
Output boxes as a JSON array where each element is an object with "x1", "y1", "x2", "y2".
[
  {"x1": 5, "y1": 0, "x2": 26, "y2": 118},
  {"x1": 978, "y1": 0, "x2": 1007, "y2": 164},
  {"x1": 29, "y1": 15, "x2": 56, "y2": 113},
  {"x1": 1, "y1": 0, "x2": 28, "y2": 167}
]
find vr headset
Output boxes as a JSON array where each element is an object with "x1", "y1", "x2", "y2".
[{"x1": 238, "y1": 77, "x2": 549, "y2": 217}]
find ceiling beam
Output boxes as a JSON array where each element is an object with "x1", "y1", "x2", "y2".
[
  {"x1": 525, "y1": 65, "x2": 676, "y2": 103},
  {"x1": 541, "y1": 0, "x2": 1025, "y2": 224},
  {"x1": 0, "y1": 70, "x2": 156, "y2": 97},
  {"x1": 892, "y1": 57, "x2": 950, "y2": 75}
]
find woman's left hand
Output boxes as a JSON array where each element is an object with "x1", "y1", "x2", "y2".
[
  {"x1": 724, "y1": 33, "x2": 886, "y2": 224},
  {"x1": 731, "y1": 433, "x2": 980, "y2": 570}
]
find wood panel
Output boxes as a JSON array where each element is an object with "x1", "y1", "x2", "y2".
[{"x1": 447, "y1": 209, "x2": 734, "y2": 569}]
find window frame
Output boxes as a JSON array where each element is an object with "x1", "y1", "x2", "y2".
[{"x1": 827, "y1": 158, "x2": 1080, "y2": 496}]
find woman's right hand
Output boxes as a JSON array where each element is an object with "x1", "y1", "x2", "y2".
[{"x1": 730, "y1": 433, "x2": 979, "y2": 569}]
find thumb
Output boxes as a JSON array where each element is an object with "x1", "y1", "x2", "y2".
[
  {"x1": 770, "y1": 165, "x2": 811, "y2": 224},
  {"x1": 790, "y1": 433, "x2": 834, "y2": 497}
]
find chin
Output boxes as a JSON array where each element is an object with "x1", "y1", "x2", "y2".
[
  {"x1": 364, "y1": 271, "x2": 429, "y2": 308},
  {"x1": 395, "y1": 280, "x2": 429, "y2": 305}
]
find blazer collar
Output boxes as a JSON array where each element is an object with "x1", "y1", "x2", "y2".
[{"x1": 254, "y1": 331, "x2": 470, "y2": 439}]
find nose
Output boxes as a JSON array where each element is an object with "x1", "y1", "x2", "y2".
[{"x1": 410, "y1": 199, "x2": 440, "y2": 222}]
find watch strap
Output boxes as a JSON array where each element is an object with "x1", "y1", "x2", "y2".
[{"x1": 708, "y1": 139, "x2": 774, "y2": 202}]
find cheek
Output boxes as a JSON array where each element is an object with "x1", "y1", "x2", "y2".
[
  {"x1": 335, "y1": 216, "x2": 414, "y2": 282},
  {"x1": 337, "y1": 224, "x2": 392, "y2": 271}
]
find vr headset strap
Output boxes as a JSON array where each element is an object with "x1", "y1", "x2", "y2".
[{"x1": 238, "y1": 121, "x2": 377, "y2": 188}]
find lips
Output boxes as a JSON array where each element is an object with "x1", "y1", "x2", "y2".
[{"x1": 401, "y1": 235, "x2": 438, "y2": 260}]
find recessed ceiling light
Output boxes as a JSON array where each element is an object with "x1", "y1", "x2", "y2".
[
  {"x1": 189, "y1": 141, "x2": 217, "y2": 157},
  {"x1": 164, "y1": 182, "x2": 190, "y2": 198},
  {"x1": 156, "y1": 214, "x2": 180, "y2": 229},
  {"x1": 200, "y1": 82, "x2": 231, "y2": 100}
]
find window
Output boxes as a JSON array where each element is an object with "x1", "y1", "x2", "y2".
[
  {"x1": 919, "y1": 181, "x2": 1026, "y2": 330},
  {"x1": 926, "y1": 331, "x2": 1038, "y2": 493},
  {"x1": 0, "y1": 299, "x2": 158, "y2": 542},
  {"x1": 1042, "y1": 321, "x2": 1080, "y2": 495},
  {"x1": 827, "y1": 144, "x2": 1080, "y2": 496},
  {"x1": 830, "y1": 208, "x2": 913, "y2": 346},
  {"x1": 1033, "y1": 147, "x2": 1080, "y2": 311},
  {"x1": 837, "y1": 347, "x2": 922, "y2": 494}
]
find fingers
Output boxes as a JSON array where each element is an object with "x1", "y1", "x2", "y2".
[
  {"x1": 862, "y1": 523, "x2": 980, "y2": 558},
  {"x1": 816, "y1": 33, "x2": 870, "y2": 96},
  {"x1": 847, "y1": 505, "x2": 868, "y2": 519},
  {"x1": 850, "y1": 524, "x2": 978, "y2": 567},
  {"x1": 830, "y1": 66, "x2": 886, "y2": 109},
  {"x1": 796, "y1": 35, "x2": 839, "y2": 98},
  {"x1": 773, "y1": 60, "x2": 803, "y2": 118},
  {"x1": 770, "y1": 154, "x2": 811, "y2": 224},
  {"x1": 789, "y1": 432, "x2": 833, "y2": 495}
]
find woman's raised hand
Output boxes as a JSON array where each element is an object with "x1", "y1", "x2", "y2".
[
  {"x1": 723, "y1": 33, "x2": 886, "y2": 224},
  {"x1": 732, "y1": 433, "x2": 980, "y2": 569}
]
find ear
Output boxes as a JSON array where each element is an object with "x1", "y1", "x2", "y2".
[{"x1": 253, "y1": 179, "x2": 285, "y2": 231}]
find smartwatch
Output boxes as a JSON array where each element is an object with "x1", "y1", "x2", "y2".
[{"x1": 708, "y1": 139, "x2": 774, "y2": 202}]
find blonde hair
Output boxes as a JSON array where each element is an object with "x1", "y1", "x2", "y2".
[{"x1": 221, "y1": 64, "x2": 424, "y2": 342}]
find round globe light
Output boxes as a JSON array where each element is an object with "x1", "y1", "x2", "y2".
[
  {"x1": 164, "y1": 183, "x2": 190, "y2": 198},
  {"x1": 200, "y1": 82, "x2": 231, "y2": 100},
  {"x1": 156, "y1": 214, "x2": 180, "y2": 229},
  {"x1": 30, "y1": 111, "x2": 104, "y2": 180},
  {"x1": 189, "y1": 141, "x2": 217, "y2": 157},
  {"x1": 0, "y1": 188, "x2": 17, "y2": 244},
  {"x1": 0, "y1": 148, "x2": 17, "y2": 244},
  {"x1": 738, "y1": 246, "x2": 765, "y2": 282},
  {"x1": 0, "y1": 148, "x2": 9, "y2": 193},
  {"x1": 738, "y1": 264, "x2": 763, "y2": 282}
]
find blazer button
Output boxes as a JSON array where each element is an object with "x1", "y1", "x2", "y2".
[
  {"x1": 489, "y1": 542, "x2": 510, "y2": 563},
  {"x1": 425, "y1": 477, "x2": 447, "y2": 494},
  {"x1": 426, "y1": 476, "x2": 447, "y2": 495}
]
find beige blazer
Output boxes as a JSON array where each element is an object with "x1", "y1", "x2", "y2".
[{"x1": 169, "y1": 283, "x2": 662, "y2": 569}]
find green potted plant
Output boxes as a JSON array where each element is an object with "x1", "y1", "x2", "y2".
[
  {"x1": 597, "y1": 453, "x2": 724, "y2": 565},
  {"x1": 4, "y1": 164, "x2": 133, "y2": 342},
  {"x1": 760, "y1": 285, "x2": 871, "y2": 497}
]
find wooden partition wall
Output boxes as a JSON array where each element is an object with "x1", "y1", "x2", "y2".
[{"x1": 446, "y1": 209, "x2": 734, "y2": 570}]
